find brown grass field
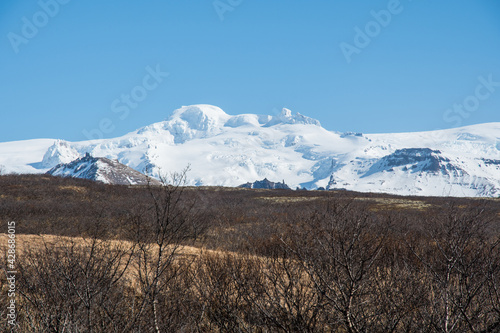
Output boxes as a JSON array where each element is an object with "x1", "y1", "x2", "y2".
[{"x1": 1, "y1": 174, "x2": 499, "y2": 332}]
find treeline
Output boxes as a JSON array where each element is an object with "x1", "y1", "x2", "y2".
[{"x1": 0, "y1": 174, "x2": 499, "y2": 332}]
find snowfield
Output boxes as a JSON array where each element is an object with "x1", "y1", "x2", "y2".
[{"x1": 1, "y1": 104, "x2": 499, "y2": 197}]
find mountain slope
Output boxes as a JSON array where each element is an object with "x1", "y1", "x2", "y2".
[
  {"x1": 1, "y1": 104, "x2": 499, "y2": 197},
  {"x1": 47, "y1": 153, "x2": 160, "y2": 185}
]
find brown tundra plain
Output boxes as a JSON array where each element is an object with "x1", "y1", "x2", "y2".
[{"x1": 1, "y1": 174, "x2": 499, "y2": 332}]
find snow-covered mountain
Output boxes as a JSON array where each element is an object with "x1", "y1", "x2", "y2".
[
  {"x1": 47, "y1": 153, "x2": 160, "y2": 185},
  {"x1": 1, "y1": 104, "x2": 499, "y2": 197}
]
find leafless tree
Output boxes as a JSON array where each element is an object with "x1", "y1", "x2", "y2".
[
  {"x1": 127, "y1": 167, "x2": 202, "y2": 332},
  {"x1": 16, "y1": 235, "x2": 134, "y2": 332},
  {"x1": 282, "y1": 200, "x2": 399, "y2": 332},
  {"x1": 407, "y1": 204, "x2": 500, "y2": 332}
]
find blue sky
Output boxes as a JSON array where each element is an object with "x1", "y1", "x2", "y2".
[{"x1": 1, "y1": 0, "x2": 499, "y2": 142}]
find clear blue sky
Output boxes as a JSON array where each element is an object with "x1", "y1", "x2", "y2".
[{"x1": 1, "y1": 0, "x2": 499, "y2": 142}]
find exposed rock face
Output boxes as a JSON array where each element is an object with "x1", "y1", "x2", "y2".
[
  {"x1": 362, "y1": 148, "x2": 467, "y2": 178},
  {"x1": 47, "y1": 153, "x2": 160, "y2": 185},
  {"x1": 239, "y1": 178, "x2": 291, "y2": 190}
]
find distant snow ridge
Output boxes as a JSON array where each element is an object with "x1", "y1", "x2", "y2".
[
  {"x1": 41, "y1": 140, "x2": 80, "y2": 168},
  {"x1": 136, "y1": 105, "x2": 319, "y2": 144},
  {"x1": 264, "y1": 108, "x2": 321, "y2": 127},
  {"x1": 2, "y1": 104, "x2": 500, "y2": 197}
]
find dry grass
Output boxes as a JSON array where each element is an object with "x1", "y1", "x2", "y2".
[
  {"x1": 256, "y1": 196, "x2": 320, "y2": 203},
  {"x1": 58, "y1": 185, "x2": 88, "y2": 193},
  {"x1": 255, "y1": 195, "x2": 433, "y2": 210},
  {"x1": 355, "y1": 197, "x2": 433, "y2": 211},
  {"x1": 0, "y1": 233, "x2": 226, "y2": 258}
]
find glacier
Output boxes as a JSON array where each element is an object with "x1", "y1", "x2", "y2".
[{"x1": 0, "y1": 104, "x2": 499, "y2": 197}]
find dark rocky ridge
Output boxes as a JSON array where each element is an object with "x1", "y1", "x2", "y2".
[
  {"x1": 239, "y1": 178, "x2": 291, "y2": 190},
  {"x1": 363, "y1": 148, "x2": 467, "y2": 178},
  {"x1": 47, "y1": 153, "x2": 160, "y2": 186}
]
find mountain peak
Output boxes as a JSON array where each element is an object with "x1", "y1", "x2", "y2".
[
  {"x1": 136, "y1": 105, "x2": 321, "y2": 143},
  {"x1": 170, "y1": 104, "x2": 230, "y2": 129},
  {"x1": 47, "y1": 155, "x2": 159, "y2": 185},
  {"x1": 280, "y1": 108, "x2": 293, "y2": 118},
  {"x1": 265, "y1": 108, "x2": 321, "y2": 127},
  {"x1": 153, "y1": 104, "x2": 232, "y2": 143},
  {"x1": 41, "y1": 140, "x2": 80, "y2": 168}
]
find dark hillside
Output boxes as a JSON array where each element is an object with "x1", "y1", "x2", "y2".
[{"x1": 1, "y1": 174, "x2": 498, "y2": 252}]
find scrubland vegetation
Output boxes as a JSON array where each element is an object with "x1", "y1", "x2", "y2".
[{"x1": 1, "y1": 174, "x2": 500, "y2": 332}]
